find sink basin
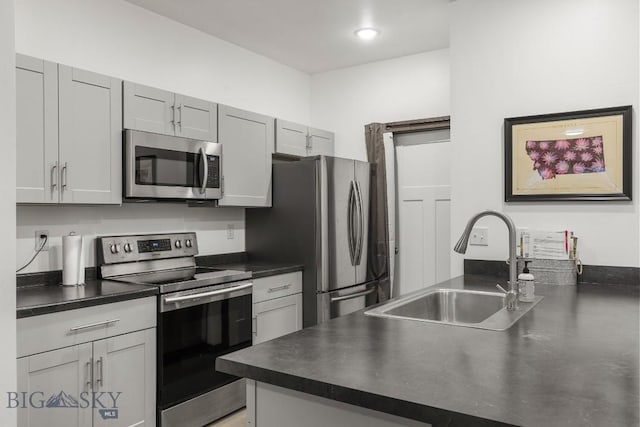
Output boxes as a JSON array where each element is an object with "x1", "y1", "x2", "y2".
[{"x1": 365, "y1": 288, "x2": 542, "y2": 331}]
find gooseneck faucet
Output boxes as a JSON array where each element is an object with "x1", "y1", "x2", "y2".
[{"x1": 454, "y1": 210, "x2": 519, "y2": 310}]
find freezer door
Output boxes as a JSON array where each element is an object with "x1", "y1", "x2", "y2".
[
  {"x1": 354, "y1": 160, "x2": 371, "y2": 284},
  {"x1": 317, "y1": 282, "x2": 378, "y2": 324},
  {"x1": 323, "y1": 157, "x2": 358, "y2": 291}
]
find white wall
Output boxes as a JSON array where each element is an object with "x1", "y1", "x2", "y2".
[
  {"x1": 450, "y1": 0, "x2": 640, "y2": 272},
  {"x1": 14, "y1": 0, "x2": 312, "y2": 272},
  {"x1": 0, "y1": 0, "x2": 17, "y2": 423},
  {"x1": 311, "y1": 49, "x2": 450, "y2": 161}
]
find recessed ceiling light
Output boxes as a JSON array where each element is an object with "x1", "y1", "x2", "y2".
[{"x1": 355, "y1": 28, "x2": 380, "y2": 40}]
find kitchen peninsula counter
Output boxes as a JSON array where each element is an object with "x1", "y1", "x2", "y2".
[{"x1": 217, "y1": 275, "x2": 639, "y2": 427}]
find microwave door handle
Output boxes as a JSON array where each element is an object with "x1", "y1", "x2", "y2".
[{"x1": 199, "y1": 147, "x2": 208, "y2": 195}]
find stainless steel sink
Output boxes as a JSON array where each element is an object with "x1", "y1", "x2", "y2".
[{"x1": 365, "y1": 288, "x2": 542, "y2": 331}]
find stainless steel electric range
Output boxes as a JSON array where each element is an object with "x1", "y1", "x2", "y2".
[{"x1": 97, "y1": 232, "x2": 252, "y2": 427}]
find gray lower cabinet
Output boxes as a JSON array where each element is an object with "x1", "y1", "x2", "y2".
[
  {"x1": 16, "y1": 297, "x2": 156, "y2": 427},
  {"x1": 218, "y1": 105, "x2": 274, "y2": 207},
  {"x1": 16, "y1": 54, "x2": 122, "y2": 205},
  {"x1": 252, "y1": 272, "x2": 303, "y2": 345},
  {"x1": 123, "y1": 81, "x2": 217, "y2": 141},
  {"x1": 275, "y1": 119, "x2": 334, "y2": 157}
]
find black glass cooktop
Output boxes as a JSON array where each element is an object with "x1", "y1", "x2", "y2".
[{"x1": 115, "y1": 266, "x2": 251, "y2": 293}]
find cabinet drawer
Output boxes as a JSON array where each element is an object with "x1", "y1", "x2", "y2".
[
  {"x1": 253, "y1": 272, "x2": 302, "y2": 303},
  {"x1": 17, "y1": 296, "x2": 156, "y2": 357}
]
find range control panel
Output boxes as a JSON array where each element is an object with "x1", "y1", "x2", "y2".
[{"x1": 97, "y1": 232, "x2": 198, "y2": 265}]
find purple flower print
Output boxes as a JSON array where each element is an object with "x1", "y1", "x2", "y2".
[
  {"x1": 525, "y1": 135, "x2": 605, "y2": 179},
  {"x1": 564, "y1": 151, "x2": 577, "y2": 161},
  {"x1": 555, "y1": 161, "x2": 570, "y2": 174},
  {"x1": 542, "y1": 152, "x2": 557, "y2": 165},
  {"x1": 539, "y1": 168, "x2": 555, "y2": 180},
  {"x1": 591, "y1": 159, "x2": 605, "y2": 172},
  {"x1": 574, "y1": 138, "x2": 590, "y2": 151},
  {"x1": 580, "y1": 151, "x2": 593, "y2": 162},
  {"x1": 573, "y1": 162, "x2": 586, "y2": 174}
]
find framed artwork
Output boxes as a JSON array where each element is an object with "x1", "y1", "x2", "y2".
[{"x1": 505, "y1": 105, "x2": 632, "y2": 202}]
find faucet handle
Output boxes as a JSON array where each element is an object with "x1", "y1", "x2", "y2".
[{"x1": 496, "y1": 284, "x2": 509, "y2": 294}]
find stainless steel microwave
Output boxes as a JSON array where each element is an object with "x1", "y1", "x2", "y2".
[{"x1": 124, "y1": 129, "x2": 222, "y2": 201}]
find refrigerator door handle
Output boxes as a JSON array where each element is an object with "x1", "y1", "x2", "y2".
[
  {"x1": 347, "y1": 180, "x2": 357, "y2": 266},
  {"x1": 354, "y1": 180, "x2": 364, "y2": 265},
  {"x1": 330, "y1": 285, "x2": 377, "y2": 303}
]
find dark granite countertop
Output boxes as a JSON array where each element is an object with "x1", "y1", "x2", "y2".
[
  {"x1": 17, "y1": 279, "x2": 158, "y2": 319},
  {"x1": 217, "y1": 274, "x2": 639, "y2": 427}
]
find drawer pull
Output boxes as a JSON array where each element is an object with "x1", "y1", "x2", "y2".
[
  {"x1": 69, "y1": 318, "x2": 120, "y2": 332},
  {"x1": 268, "y1": 284, "x2": 291, "y2": 293}
]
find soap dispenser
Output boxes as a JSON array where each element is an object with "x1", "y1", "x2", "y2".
[{"x1": 518, "y1": 261, "x2": 535, "y2": 302}]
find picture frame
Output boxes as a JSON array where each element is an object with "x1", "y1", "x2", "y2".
[{"x1": 504, "y1": 105, "x2": 632, "y2": 202}]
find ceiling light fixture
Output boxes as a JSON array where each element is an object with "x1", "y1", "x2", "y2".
[{"x1": 355, "y1": 28, "x2": 380, "y2": 40}]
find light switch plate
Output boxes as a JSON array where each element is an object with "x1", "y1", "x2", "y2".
[
  {"x1": 469, "y1": 227, "x2": 488, "y2": 246},
  {"x1": 226, "y1": 224, "x2": 235, "y2": 240}
]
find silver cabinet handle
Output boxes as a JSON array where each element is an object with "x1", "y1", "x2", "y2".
[
  {"x1": 51, "y1": 163, "x2": 58, "y2": 189},
  {"x1": 170, "y1": 105, "x2": 175, "y2": 128},
  {"x1": 176, "y1": 104, "x2": 182, "y2": 129},
  {"x1": 86, "y1": 358, "x2": 93, "y2": 390},
  {"x1": 164, "y1": 282, "x2": 253, "y2": 304},
  {"x1": 252, "y1": 316, "x2": 257, "y2": 336},
  {"x1": 330, "y1": 286, "x2": 376, "y2": 303},
  {"x1": 69, "y1": 318, "x2": 120, "y2": 332},
  {"x1": 61, "y1": 162, "x2": 68, "y2": 189},
  {"x1": 96, "y1": 356, "x2": 103, "y2": 387},
  {"x1": 267, "y1": 284, "x2": 291, "y2": 293},
  {"x1": 199, "y1": 146, "x2": 208, "y2": 195}
]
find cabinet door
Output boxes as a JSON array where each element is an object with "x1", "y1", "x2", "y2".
[
  {"x1": 253, "y1": 293, "x2": 303, "y2": 345},
  {"x1": 218, "y1": 105, "x2": 274, "y2": 207},
  {"x1": 17, "y1": 344, "x2": 93, "y2": 427},
  {"x1": 275, "y1": 119, "x2": 308, "y2": 157},
  {"x1": 58, "y1": 66, "x2": 122, "y2": 204},
  {"x1": 308, "y1": 127, "x2": 335, "y2": 156},
  {"x1": 92, "y1": 329, "x2": 156, "y2": 427},
  {"x1": 174, "y1": 93, "x2": 217, "y2": 141},
  {"x1": 16, "y1": 54, "x2": 59, "y2": 203},
  {"x1": 123, "y1": 81, "x2": 175, "y2": 136}
]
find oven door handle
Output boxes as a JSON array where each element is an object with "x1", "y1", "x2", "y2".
[{"x1": 164, "y1": 282, "x2": 253, "y2": 304}]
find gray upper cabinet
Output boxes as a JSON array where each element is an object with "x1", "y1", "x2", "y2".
[
  {"x1": 308, "y1": 127, "x2": 335, "y2": 156},
  {"x1": 275, "y1": 119, "x2": 334, "y2": 157},
  {"x1": 16, "y1": 55, "x2": 58, "y2": 204},
  {"x1": 123, "y1": 82, "x2": 217, "y2": 141},
  {"x1": 16, "y1": 55, "x2": 122, "y2": 205},
  {"x1": 59, "y1": 66, "x2": 122, "y2": 205},
  {"x1": 218, "y1": 105, "x2": 274, "y2": 207}
]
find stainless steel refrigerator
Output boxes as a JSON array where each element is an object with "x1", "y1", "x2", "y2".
[{"x1": 246, "y1": 156, "x2": 377, "y2": 327}]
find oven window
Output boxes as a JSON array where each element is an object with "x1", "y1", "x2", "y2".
[
  {"x1": 135, "y1": 146, "x2": 199, "y2": 187},
  {"x1": 159, "y1": 294, "x2": 252, "y2": 408}
]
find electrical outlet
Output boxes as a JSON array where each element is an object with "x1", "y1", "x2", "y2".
[
  {"x1": 226, "y1": 224, "x2": 235, "y2": 240},
  {"x1": 469, "y1": 227, "x2": 488, "y2": 246},
  {"x1": 35, "y1": 230, "x2": 49, "y2": 251}
]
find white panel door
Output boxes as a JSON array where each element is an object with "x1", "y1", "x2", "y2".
[
  {"x1": 217, "y1": 105, "x2": 274, "y2": 207},
  {"x1": 253, "y1": 294, "x2": 303, "y2": 345},
  {"x1": 17, "y1": 344, "x2": 93, "y2": 427},
  {"x1": 123, "y1": 81, "x2": 174, "y2": 136},
  {"x1": 395, "y1": 132, "x2": 451, "y2": 297},
  {"x1": 275, "y1": 119, "x2": 308, "y2": 157},
  {"x1": 174, "y1": 94, "x2": 217, "y2": 141},
  {"x1": 58, "y1": 66, "x2": 122, "y2": 204},
  {"x1": 92, "y1": 329, "x2": 156, "y2": 427},
  {"x1": 308, "y1": 127, "x2": 334, "y2": 156},
  {"x1": 16, "y1": 54, "x2": 59, "y2": 203}
]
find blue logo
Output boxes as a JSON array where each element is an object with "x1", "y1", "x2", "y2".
[{"x1": 7, "y1": 391, "x2": 121, "y2": 420}]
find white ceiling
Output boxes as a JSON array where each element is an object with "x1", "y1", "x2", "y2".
[{"x1": 125, "y1": 0, "x2": 450, "y2": 74}]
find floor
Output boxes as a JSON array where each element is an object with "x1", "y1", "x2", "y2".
[{"x1": 206, "y1": 409, "x2": 247, "y2": 427}]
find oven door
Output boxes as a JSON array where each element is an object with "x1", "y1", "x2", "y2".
[
  {"x1": 125, "y1": 129, "x2": 221, "y2": 200},
  {"x1": 158, "y1": 281, "x2": 252, "y2": 412}
]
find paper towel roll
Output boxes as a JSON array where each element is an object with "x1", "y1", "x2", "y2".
[{"x1": 62, "y1": 233, "x2": 85, "y2": 286}]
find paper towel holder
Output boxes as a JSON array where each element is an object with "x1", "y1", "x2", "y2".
[{"x1": 61, "y1": 231, "x2": 86, "y2": 287}]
